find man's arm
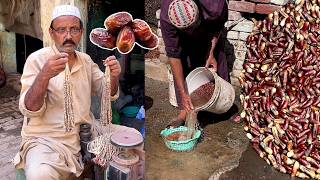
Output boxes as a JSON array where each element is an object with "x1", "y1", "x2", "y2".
[
  {"x1": 169, "y1": 58, "x2": 185, "y2": 96},
  {"x1": 24, "y1": 71, "x2": 50, "y2": 111},
  {"x1": 169, "y1": 57, "x2": 193, "y2": 111},
  {"x1": 205, "y1": 33, "x2": 221, "y2": 70},
  {"x1": 22, "y1": 53, "x2": 68, "y2": 112},
  {"x1": 160, "y1": 3, "x2": 193, "y2": 111}
]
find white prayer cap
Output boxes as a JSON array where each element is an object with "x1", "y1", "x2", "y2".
[{"x1": 52, "y1": 5, "x2": 81, "y2": 21}]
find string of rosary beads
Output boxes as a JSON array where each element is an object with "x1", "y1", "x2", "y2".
[{"x1": 87, "y1": 65, "x2": 119, "y2": 167}]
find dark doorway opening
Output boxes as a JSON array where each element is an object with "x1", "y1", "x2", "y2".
[{"x1": 16, "y1": 34, "x2": 43, "y2": 74}]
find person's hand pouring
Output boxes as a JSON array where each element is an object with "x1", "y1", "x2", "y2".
[{"x1": 180, "y1": 92, "x2": 194, "y2": 112}]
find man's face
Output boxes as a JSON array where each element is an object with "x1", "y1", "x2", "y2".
[{"x1": 49, "y1": 16, "x2": 83, "y2": 53}]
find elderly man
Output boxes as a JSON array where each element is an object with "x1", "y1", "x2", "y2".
[
  {"x1": 14, "y1": 5, "x2": 121, "y2": 179},
  {"x1": 160, "y1": 0, "x2": 229, "y2": 127}
]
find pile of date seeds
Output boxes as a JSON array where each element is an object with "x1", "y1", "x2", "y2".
[{"x1": 240, "y1": 0, "x2": 320, "y2": 178}]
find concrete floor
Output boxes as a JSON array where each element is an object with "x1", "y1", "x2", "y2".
[
  {"x1": 0, "y1": 84, "x2": 23, "y2": 180},
  {"x1": 145, "y1": 77, "x2": 300, "y2": 180}
]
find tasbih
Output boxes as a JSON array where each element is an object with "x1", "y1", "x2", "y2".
[
  {"x1": 64, "y1": 63, "x2": 75, "y2": 132},
  {"x1": 50, "y1": 46, "x2": 75, "y2": 132},
  {"x1": 100, "y1": 66, "x2": 112, "y2": 126},
  {"x1": 87, "y1": 65, "x2": 119, "y2": 167}
]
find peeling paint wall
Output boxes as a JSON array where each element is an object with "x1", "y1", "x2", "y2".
[{"x1": 0, "y1": 31, "x2": 17, "y2": 73}]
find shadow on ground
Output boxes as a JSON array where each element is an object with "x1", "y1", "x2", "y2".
[{"x1": 197, "y1": 104, "x2": 239, "y2": 129}]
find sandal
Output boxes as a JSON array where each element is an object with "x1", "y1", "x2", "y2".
[{"x1": 166, "y1": 118, "x2": 186, "y2": 129}]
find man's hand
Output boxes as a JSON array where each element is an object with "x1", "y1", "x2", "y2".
[
  {"x1": 103, "y1": 55, "x2": 121, "y2": 78},
  {"x1": 42, "y1": 53, "x2": 68, "y2": 79},
  {"x1": 103, "y1": 55, "x2": 121, "y2": 96},
  {"x1": 180, "y1": 92, "x2": 194, "y2": 112},
  {"x1": 205, "y1": 55, "x2": 218, "y2": 71},
  {"x1": 168, "y1": 57, "x2": 194, "y2": 112},
  {"x1": 205, "y1": 37, "x2": 219, "y2": 71}
]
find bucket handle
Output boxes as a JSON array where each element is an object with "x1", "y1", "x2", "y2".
[{"x1": 207, "y1": 68, "x2": 218, "y2": 79}]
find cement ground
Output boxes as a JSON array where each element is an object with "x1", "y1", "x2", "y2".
[
  {"x1": 145, "y1": 77, "x2": 300, "y2": 180},
  {"x1": 0, "y1": 85, "x2": 23, "y2": 180}
]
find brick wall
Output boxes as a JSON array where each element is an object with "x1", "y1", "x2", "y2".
[
  {"x1": 228, "y1": 0, "x2": 288, "y2": 14},
  {"x1": 225, "y1": 0, "x2": 289, "y2": 86}
]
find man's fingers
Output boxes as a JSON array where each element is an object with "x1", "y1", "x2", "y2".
[
  {"x1": 109, "y1": 63, "x2": 120, "y2": 69},
  {"x1": 104, "y1": 56, "x2": 117, "y2": 63},
  {"x1": 205, "y1": 61, "x2": 214, "y2": 69},
  {"x1": 106, "y1": 55, "x2": 116, "y2": 60},
  {"x1": 103, "y1": 56, "x2": 118, "y2": 66},
  {"x1": 209, "y1": 66, "x2": 217, "y2": 72},
  {"x1": 105, "y1": 59, "x2": 121, "y2": 76},
  {"x1": 110, "y1": 69, "x2": 121, "y2": 74},
  {"x1": 185, "y1": 106, "x2": 192, "y2": 112},
  {"x1": 205, "y1": 61, "x2": 210, "y2": 68},
  {"x1": 106, "y1": 59, "x2": 119, "y2": 66},
  {"x1": 51, "y1": 53, "x2": 68, "y2": 60},
  {"x1": 54, "y1": 58, "x2": 68, "y2": 65},
  {"x1": 186, "y1": 98, "x2": 194, "y2": 110},
  {"x1": 59, "y1": 52, "x2": 69, "y2": 58},
  {"x1": 189, "y1": 101, "x2": 194, "y2": 110},
  {"x1": 184, "y1": 105, "x2": 190, "y2": 112},
  {"x1": 107, "y1": 62, "x2": 119, "y2": 68},
  {"x1": 54, "y1": 64, "x2": 67, "y2": 71}
]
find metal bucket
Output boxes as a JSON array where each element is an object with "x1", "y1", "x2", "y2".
[{"x1": 186, "y1": 67, "x2": 235, "y2": 114}]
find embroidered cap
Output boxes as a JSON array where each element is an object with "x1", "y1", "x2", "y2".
[
  {"x1": 52, "y1": 5, "x2": 81, "y2": 21},
  {"x1": 168, "y1": 0, "x2": 199, "y2": 29}
]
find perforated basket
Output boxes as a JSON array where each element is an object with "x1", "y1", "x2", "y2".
[{"x1": 160, "y1": 126, "x2": 201, "y2": 151}]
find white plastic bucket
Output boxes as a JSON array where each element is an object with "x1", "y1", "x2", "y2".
[
  {"x1": 168, "y1": 66, "x2": 178, "y2": 107},
  {"x1": 186, "y1": 67, "x2": 235, "y2": 114}
]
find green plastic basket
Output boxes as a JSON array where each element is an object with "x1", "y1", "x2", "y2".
[{"x1": 160, "y1": 126, "x2": 201, "y2": 151}]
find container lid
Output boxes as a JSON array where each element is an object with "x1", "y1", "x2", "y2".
[{"x1": 110, "y1": 131, "x2": 143, "y2": 148}]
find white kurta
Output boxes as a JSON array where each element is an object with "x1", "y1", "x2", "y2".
[{"x1": 14, "y1": 45, "x2": 119, "y2": 178}]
